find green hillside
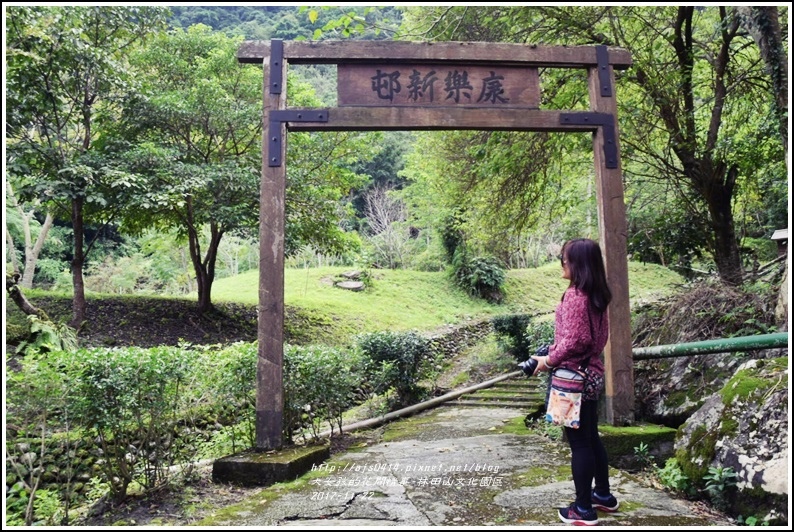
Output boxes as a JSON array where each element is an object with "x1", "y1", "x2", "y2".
[
  {"x1": 6, "y1": 262, "x2": 684, "y2": 349},
  {"x1": 211, "y1": 262, "x2": 684, "y2": 342}
]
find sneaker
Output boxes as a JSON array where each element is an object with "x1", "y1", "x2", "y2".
[
  {"x1": 558, "y1": 503, "x2": 598, "y2": 526},
  {"x1": 591, "y1": 489, "x2": 619, "y2": 512}
]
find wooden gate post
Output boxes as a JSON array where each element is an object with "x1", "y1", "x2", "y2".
[
  {"x1": 256, "y1": 44, "x2": 288, "y2": 450},
  {"x1": 588, "y1": 64, "x2": 634, "y2": 425}
]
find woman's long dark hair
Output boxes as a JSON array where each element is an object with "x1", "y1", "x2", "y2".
[{"x1": 561, "y1": 238, "x2": 612, "y2": 313}]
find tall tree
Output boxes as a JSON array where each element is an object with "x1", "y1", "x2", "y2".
[
  {"x1": 6, "y1": 6, "x2": 169, "y2": 326},
  {"x1": 120, "y1": 25, "x2": 379, "y2": 312},
  {"x1": 399, "y1": 6, "x2": 785, "y2": 285},
  {"x1": 119, "y1": 25, "x2": 264, "y2": 313}
]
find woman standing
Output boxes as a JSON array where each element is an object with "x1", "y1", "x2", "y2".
[{"x1": 531, "y1": 238, "x2": 620, "y2": 526}]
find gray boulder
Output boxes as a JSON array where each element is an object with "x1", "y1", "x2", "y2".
[{"x1": 675, "y1": 357, "x2": 788, "y2": 525}]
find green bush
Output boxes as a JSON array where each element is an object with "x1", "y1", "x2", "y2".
[
  {"x1": 205, "y1": 342, "x2": 258, "y2": 451},
  {"x1": 492, "y1": 314, "x2": 554, "y2": 362},
  {"x1": 452, "y1": 251, "x2": 506, "y2": 302},
  {"x1": 284, "y1": 344, "x2": 368, "y2": 442},
  {"x1": 523, "y1": 318, "x2": 555, "y2": 357},
  {"x1": 492, "y1": 314, "x2": 531, "y2": 360},
  {"x1": 68, "y1": 346, "x2": 195, "y2": 501},
  {"x1": 356, "y1": 331, "x2": 433, "y2": 408},
  {"x1": 5, "y1": 350, "x2": 82, "y2": 525},
  {"x1": 657, "y1": 457, "x2": 693, "y2": 495},
  {"x1": 703, "y1": 466, "x2": 737, "y2": 512},
  {"x1": 741, "y1": 237, "x2": 778, "y2": 264},
  {"x1": 187, "y1": 341, "x2": 371, "y2": 445},
  {"x1": 15, "y1": 315, "x2": 78, "y2": 356},
  {"x1": 5, "y1": 340, "x2": 376, "y2": 521}
]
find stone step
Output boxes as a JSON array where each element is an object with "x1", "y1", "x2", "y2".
[
  {"x1": 464, "y1": 393, "x2": 544, "y2": 402},
  {"x1": 471, "y1": 386, "x2": 543, "y2": 393},
  {"x1": 439, "y1": 376, "x2": 547, "y2": 409},
  {"x1": 459, "y1": 393, "x2": 545, "y2": 401},
  {"x1": 487, "y1": 386, "x2": 538, "y2": 393},
  {"x1": 490, "y1": 381, "x2": 544, "y2": 390},
  {"x1": 444, "y1": 400, "x2": 538, "y2": 408}
]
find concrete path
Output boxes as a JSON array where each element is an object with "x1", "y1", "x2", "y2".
[{"x1": 199, "y1": 404, "x2": 736, "y2": 527}]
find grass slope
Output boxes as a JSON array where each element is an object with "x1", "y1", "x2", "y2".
[
  {"x1": 212, "y1": 262, "x2": 684, "y2": 343},
  {"x1": 6, "y1": 262, "x2": 684, "y2": 348}
]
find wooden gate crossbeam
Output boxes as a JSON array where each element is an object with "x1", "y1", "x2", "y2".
[
  {"x1": 281, "y1": 108, "x2": 606, "y2": 132},
  {"x1": 239, "y1": 40, "x2": 633, "y2": 69}
]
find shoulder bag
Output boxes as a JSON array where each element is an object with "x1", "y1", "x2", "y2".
[{"x1": 545, "y1": 366, "x2": 586, "y2": 428}]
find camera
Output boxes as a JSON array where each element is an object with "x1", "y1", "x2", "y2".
[{"x1": 518, "y1": 357, "x2": 538, "y2": 377}]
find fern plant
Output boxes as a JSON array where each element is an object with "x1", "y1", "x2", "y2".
[{"x1": 15, "y1": 315, "x2": 78, "y2": 356}]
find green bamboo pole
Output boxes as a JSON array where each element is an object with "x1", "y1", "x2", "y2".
[{"x1": 633, "y1": 332, "x2": 788, "y2": 360}]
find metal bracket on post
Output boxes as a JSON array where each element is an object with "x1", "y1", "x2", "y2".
[
  {"x1": 595, "y1": 45, "x2": 612, "y2": 98},
  {"x1": 268, "y1": 110, "x2": 330, "y2": 166},
  {"x1": 560, "y1": 112, "x2": 618, "y2": 169},
  {"x1": 269, "y1": 39, "x2": 283, "y2": 94}
]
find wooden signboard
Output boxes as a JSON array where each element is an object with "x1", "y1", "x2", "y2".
[{"x1": 338, "y1": 64, "x2": 540, "y2": 108}]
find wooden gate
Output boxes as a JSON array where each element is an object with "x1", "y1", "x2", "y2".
[{"x1": 238, "y1": 40, "x2": 634, "y2": 450}]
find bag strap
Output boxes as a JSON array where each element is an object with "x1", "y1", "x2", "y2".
[{"x1": 578, "y1": 306, "x2": 603, "y2": 372}]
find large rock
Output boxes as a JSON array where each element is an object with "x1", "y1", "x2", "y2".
[
  {"x1": 634, "y1": 346, "x2": 785, "y2": 428},
  {"x1": 675, "y1": 357, "x2": 788, "y2": 525},
  {"x1": 634, "y1": 351, "x2": 752, "y2": 427},
  {"x1": 335, "y1": 281, "x2": 365, "y2": 292}
]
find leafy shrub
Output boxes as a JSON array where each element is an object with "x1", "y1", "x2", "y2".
[
  {"x1": 284, "y1": 344, "x2": 368, "y2": 442},
  {"x1": 633, "y1": 442, "x2": 655, "y2": 471},
  {"x1": 356, "y1": 331, "x2": 433, "y2": 408},
  {"x1": 657, "y1": 457, "x2": 693, "y2": 495},
  {"x1": 703, "y1": 466, "x2": 737, "y2": 512},
  {"x1": 5, "y1": 350, "x2": 80, "y2": 525},
  {"x1": 492, "y1": 314, "x2": 554, "y2": 362},
  {"x1": 451, "y1": 250, "x2": 505, "y2": 302},
  {"x1": 68, "y1": 346, "x2": 195, "y2": 501},
  {"x1": 492, "y1": 314, "x2": 531, "y2": 360},
  {"x1": 5, "y1": 339, "x2": 376, "y2": 523},
  {"x1": 205, "y1": 342, "x2": 258, "y2": 451},
  {"x1": 440, "y1": 211, "x2": 465, "y2": 262},
  {"x1": 410, "y1": 246, "x2": 447, "y2": 272},
  {"x1": 193, "y1": 342, "x2": 370, "y2": 445},
  {"x1": 524, "y1": 318, "x2": 555, "y2": 357},
  {"x1": 741, "y1": 237, "x2": 778, "y2": 264}
]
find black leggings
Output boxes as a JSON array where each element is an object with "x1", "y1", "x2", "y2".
[{"x1": 564, "y1": 399, "x2": 610, "y2": 510}]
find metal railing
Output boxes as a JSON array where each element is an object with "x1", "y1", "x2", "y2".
[{"x1": 632, "y1": 332, "x2": 789, "y2": 361}]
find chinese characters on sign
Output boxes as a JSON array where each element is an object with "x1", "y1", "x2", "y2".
[{"x1": 338, "y1": 64, "x2": 540, "y2": 108}]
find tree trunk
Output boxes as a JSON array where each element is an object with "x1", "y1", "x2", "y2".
[
  {"x1": 187, "y1": 216, "x2": 224, "y2": 314},
  {"x1": 736, "y1": 6, "x2": 788, "y2": 153},
  {"x1": 6, "y1": 273, "x2": 47, "y2": 319},
  {"x1": 6, "y1": 181, "x2": 54, "y2": 287},
  {"x1": 70, "y1": 197, "x2": 87, "y2": 328},
  {"x1": 707, "y1": 194, "x2": 743, "y2": 286},
  {"x1": 21, "y1": 211, "x2": 54, "y2": 289},
  {"x1": 6, "y1": 225, "x2": 21, "y2": 275},
  {"x1": 690, "y1": 164, "x2": 743, "y2": 286}
]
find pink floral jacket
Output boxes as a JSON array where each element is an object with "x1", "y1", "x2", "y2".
[{"x1": 546, "y1": 286, "x2": 609, "y2": 375}]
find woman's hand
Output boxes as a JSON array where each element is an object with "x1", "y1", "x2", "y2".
[{"x1": 531, "y1": 355, "x2": 551, "y2": 374}]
